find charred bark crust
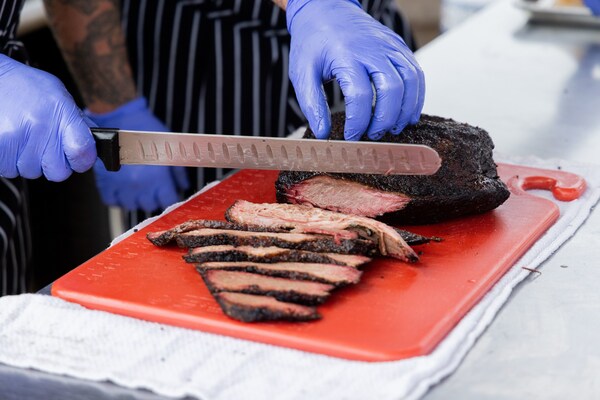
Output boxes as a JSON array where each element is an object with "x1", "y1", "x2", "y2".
[{"x1": 276, "y1": 113, "x2": 510, "y2": 225}]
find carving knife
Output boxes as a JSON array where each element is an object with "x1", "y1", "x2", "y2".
[{"x1": 91, "y1": 128, "x2": 442, "y2": 176}]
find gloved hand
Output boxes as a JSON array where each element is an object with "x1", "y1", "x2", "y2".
[
  {"x1": 584, "y1": 0, "x2": 600, "y2": 15},
  {"x1": 286, "y1": 0, "x2": 425, "y2": 141},
  {"x1": 0, "y1": 54, "x2": 96, "y2": 181},
  {"x1": 86, "y1": 97, "x2": 189, "y2": 212}
]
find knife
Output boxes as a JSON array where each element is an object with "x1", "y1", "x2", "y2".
[{"x1": 91, "y1": 128, "x2": 441, "y2": 175}]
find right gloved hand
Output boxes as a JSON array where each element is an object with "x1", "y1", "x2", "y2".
[
  {"x1": 584, "y1": 0, "x2": 600, "y2": 15},
  {"x1": 286, "y1": 0, "x2": 425, "y2": 141},
  {"x1": 0, "y1": 54, "x2": 96, "y2": 181},
  {"x1": 86, "y1": 97, "x2": 189, "y2": 212}
]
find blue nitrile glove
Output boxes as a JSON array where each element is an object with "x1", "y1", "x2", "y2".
[
  {"x1": 86, "y1": 97, "x2": 189, "y2": 212},
  {"x1": 0, "y1": 54, "x2": 96, "y2": 181},
  {"x1": 286, "y1": 0, "x2": 425, "y2": 141},
  {"x1": 585, "y1": 0, "x2": 600, "y2": 15}
]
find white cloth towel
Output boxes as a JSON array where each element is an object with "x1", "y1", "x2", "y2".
[{"x1": 1, "y1": 156, "x2": 599, "y2": 400}]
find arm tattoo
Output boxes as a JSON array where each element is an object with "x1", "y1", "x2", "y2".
[
  {"x1": 44, "y1": 0, "x2": 136, "y2": 109},
  {"x1": 63, "y1": 8, "x2": 136, "y2": 107}
]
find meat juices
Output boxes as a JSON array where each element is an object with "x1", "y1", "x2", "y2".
[{"x1": 276, "y1": 112, "x2": 510, "y2": 225}]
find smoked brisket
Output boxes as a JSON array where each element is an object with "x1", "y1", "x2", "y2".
[
  {"x1": 225, "y1": 200, "x2": 418, "y2": 262},
  {"x1": 147, "y1": 220, "x2": 286, "y2": 247},
  {"x1": 176, "y1": 228, "x2": 377, "y2": 255},
  {"x1": 196, "y1": 261, "x2": 362, "y2": 286},
  {"x1": 276, "y1": 112, "x2": 510, "y2": 225},
  {"x1": 200, "y1": 270, "x2": 334, "y2": 305},
  {"x1": 214, "y1": 292, "x2": 320, "y2": 322}
]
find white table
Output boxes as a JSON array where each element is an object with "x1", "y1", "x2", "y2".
[{"x1": 419, "y1": 1, "x2": 600, "y2": 398}]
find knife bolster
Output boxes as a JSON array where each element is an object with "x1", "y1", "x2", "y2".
[{"x1": 91, "y1": 128, "x2": 121, "y2": 171}]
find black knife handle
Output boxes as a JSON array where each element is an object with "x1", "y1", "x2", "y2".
[{"x1": 91, "y1": 128, "x2": 121, "y2": 171}]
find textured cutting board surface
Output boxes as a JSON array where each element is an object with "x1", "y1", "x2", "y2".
[{"x1": 52, "y1": 163, "x2": 586, "y2": 361}]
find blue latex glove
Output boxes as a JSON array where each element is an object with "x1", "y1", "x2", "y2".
[
  {"x1": 585, "y1": 0, "x2": 600, "y2": 15},
  {"x1": 286, "y1": 0, "x2": 425, "y2": 141},
  {"x1": 86, "y1": 97, "x2": 189, "y2": 212},
  {"x1": 0, "y1": 54, "x2": 96, "y2": 181}
]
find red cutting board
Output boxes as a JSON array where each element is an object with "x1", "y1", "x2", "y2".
[{"x1": 52, "y1": 163, "x2": 586, "y2": 362}]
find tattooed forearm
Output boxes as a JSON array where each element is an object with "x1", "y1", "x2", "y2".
[
  {"x1": 43, "y1": 0, "x2": 136, "y2": 113},
  {"x1": 63, "y1": 8, "x2": 136, "y2": 108},
  {"x1": 272, "y1": 0, "x2": 288, "y2": 10}
]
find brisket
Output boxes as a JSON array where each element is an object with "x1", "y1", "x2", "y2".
[
  {"x1": 275, "y1": 112, "x2": 510, "y2": 225},
  {"x1": 214, "y1": 292, "x2": 320, "y2": 322},
  {"x1": 147, "y1": 220, "x2": 286, "y2": 247},
  {"x1": 184, "y1": 245, "x2": 371, "y2": 268},
  {"x1": 225, "y1": 200, "x2": 418, "y2": 262},
  {"x1": 196, "y1": 261, "x2": 362, "y2": 286},
  {"x1": 201, "y1": 270, "x2": 334, "y2": 305},
  {"x1": 176, "y1": 228, "x2": 377, "y2": 255}
]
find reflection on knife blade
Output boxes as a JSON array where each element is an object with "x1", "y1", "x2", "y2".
[{"x1": 91, "y1": 128, "x2": 442, "y2": 175}]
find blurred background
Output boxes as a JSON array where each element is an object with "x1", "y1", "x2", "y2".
[
  {"x1": 397, "y1": 0, "x2": 442, "y2": 46},
  {"x1": 16, "y1": 0, "x2": 496, "y2": 291}
]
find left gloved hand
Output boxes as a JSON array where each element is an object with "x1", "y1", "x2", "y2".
[
  {"x1": 0, "y1": 54, "x2": 96, "y2": 181},
  {"x1": 86, "y1": 97, "x2": 189, "y2": 212},
  {"x1": 286, "y1": 0, "x2": 425, "y2": 141},
  {"x1": 584, "y1": 0, "x2": 600, "y2": 15}
]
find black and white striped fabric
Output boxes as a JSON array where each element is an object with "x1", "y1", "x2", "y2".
[
  {"x1": 0, "y1": 0, "x2": 32, "y2": 296},
  {"x1": 0, "y1": 0, "x2": 24, "y2": 57},
  {"x1": 119, "y1": 0, "x2": 416, "y2": 227}
]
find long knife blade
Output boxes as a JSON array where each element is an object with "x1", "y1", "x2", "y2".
[{"x1": 91, "y1": 128, "x2": 441, "y2": 175}]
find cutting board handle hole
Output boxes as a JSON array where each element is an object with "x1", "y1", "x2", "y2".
[{"x1": 507, "y1": 173, "x2": 586, "y2": 202}]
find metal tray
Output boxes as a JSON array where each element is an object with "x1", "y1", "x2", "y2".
[{"x1": 514, "y1": 0, "x2": 600, "y2": 27}]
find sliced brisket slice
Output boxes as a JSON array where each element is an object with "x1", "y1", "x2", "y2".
[
  {"x1": 201, "y1": 269, "x2": 334, "y2": 305},
  {"x1": 276, "y1": 112, "x2": 510, "y2": 225},
  {"x1": 214, "y1": 292, "x2": 320, "y2": 322},
  {"x1": 147, "y1": 220, "x2": 286, "y2": 247},
  {"x1": 196, "y1": 261, "x2": 362, "y2": 286},
  {"x1": 225, "y1": 200, "x2": 418, "y2": 263},
  {"x1": 176, "y1": 228, "x2": 377, "y2": 255},
  {"x1": 184, "y1": 245, "x2": 371, "y2": 268}
]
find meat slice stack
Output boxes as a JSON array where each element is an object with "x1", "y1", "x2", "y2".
[{"x1": 148, "y1": 201, "x2": 439, "y2": 323}]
